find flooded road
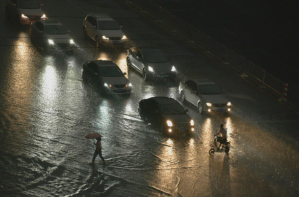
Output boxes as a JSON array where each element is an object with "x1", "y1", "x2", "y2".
[{"x1": 0, "y1": 0, "x2": 299, "y2": 196}]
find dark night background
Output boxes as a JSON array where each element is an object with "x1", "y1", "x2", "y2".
[{"x1": 151, "y1": 0, "x2": 299, "y2": 103}]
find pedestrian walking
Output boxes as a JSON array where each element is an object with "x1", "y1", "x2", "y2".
[{"x1": 92, "y1": 137, "x2": 106, "y2": 165}]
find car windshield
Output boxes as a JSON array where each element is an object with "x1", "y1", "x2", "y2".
[
  {"x1": 98, "y1": 66, "x2": 124, "y2": 77},
  {"x1": 198, "y1": 84, "x2": 223, "y2": 95},
  {"x1": 143, "y1": 50, "x2": 168, "y2": 63},
  {"x1": 98, "y1": 21, "x2": 120, "y2": 30},
  {"x1": 18, "y1": 0, "x2": 40, "y2": 9},
  {"x1": 159, "y1": 103, "x2": 186, "y2": 115},
  {"x1": 45, "y1": 25, "x2": 67, "y2": 35}
]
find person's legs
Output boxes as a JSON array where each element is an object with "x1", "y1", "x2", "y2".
[
  {"x1": 98, "y1": 150, "x2": 105, "y2": 164},
  {"x1": 92, "y1": 149, "x2": 98, "y2": 163}
]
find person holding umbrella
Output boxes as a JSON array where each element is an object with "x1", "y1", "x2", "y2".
[
  {"x1": 92, "y1": 137, "x2": 106, "y2": 165},
  {"x1": 85, "y1": 133, "x2": 106, "y2": 165}
]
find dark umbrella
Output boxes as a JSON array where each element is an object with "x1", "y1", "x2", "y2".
[{"x1": 85, "y1": 133, "x2": 102, "y2": 139}]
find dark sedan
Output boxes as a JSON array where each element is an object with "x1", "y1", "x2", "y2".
[{"x1": 138, "y1": 97, "x2": 195, "y2": 136}]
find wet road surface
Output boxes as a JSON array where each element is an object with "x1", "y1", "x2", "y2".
[{"x1": 0, "y1": 0, "x2": 299, "y2": 196}]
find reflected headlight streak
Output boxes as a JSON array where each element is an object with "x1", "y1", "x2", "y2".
[
  {"x1": 166, "y1": 120, "x2": 173, "y2": 127},
  {"x1": 171, "y1": 66, "x2": 176, "y2": 72},
  {"x1": 48, "y1": 39, "x2": 54, "y2": 45},
  {"x1": 227, "y1": 102, "x2": 232, "y2": 106},
  {"x1": 148, "y1": 66, "x2": 154, "y2": 72},
  {"x1": 206, "y1": 103, "x2": 212, "y2": 107},
  {"x1": 21, "y1": 14, "x2": 28, "y2": 19},
  {"x1": 102, "y1": 36, "x2": 109, "y2": 40},
  {"x1": 121, "y1": 35, "x2": 127, "y2": 40},
  {"x1": 70, "y1": 39, "x2": 75, "y2": 44},
  {"x1": 190, "y1": 119, "x2": 194, "y2": 126},
  {"x1": 41, "y1": 14, "x2": 47, "y2": 19}
]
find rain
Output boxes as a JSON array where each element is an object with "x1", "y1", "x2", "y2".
[{"x1": 0, "y1": 0, "x2": 299, "y2": 196}]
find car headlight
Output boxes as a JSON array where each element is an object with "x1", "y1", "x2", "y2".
[
  {"x1": 48, "y1": 39, "x2": 54, "y2": 45},
  {"x1": 227, "y1": 102, "x2": 232, "y2": 106},
  {"x1": 126, "y1": 83, "x2": 132, "y2": 87},
  {"x1": 121, "y1": 35, "x2": 127, "y2": 40},
  {"x1": 70, "y1": 39, "x2": 75, "y2": 44},
  {"x1": 206, "y1": 103, "x2": 212, "y2": 107},
  {"x1": 102, "y1": 36, "x2": 109, "y2": 40},
  {"x1": 166, "y1": 120, "x2": 173, "y2": 127},
  {"x1": 190, "y1": 119, "x2": 194, "y2": 126},
  {"x1": 41, "y1": 14, "x2": 46, "y2": 19},
  {"x1": 21, "y1": 14, "x2": 28, "y2": 19},
  {"x1": 148, "y1": 66, "x2": 154, "y2": 72},
  {"x1": 171, "y1": 66, "x2": 176, "y2": 72},
  {"x1": 104, "y1": 83, "x2": 109, "y2": 87}
]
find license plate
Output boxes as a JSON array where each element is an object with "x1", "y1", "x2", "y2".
[
  {"x1": 115, "y1": 89, "x2": 125, "y2": 93},
  {"x1": 217, "y1": 108, "x2": 225, "y2": 111},
  {"x1": 113, "y1": 41, "x2": 120, "y2": 44}
]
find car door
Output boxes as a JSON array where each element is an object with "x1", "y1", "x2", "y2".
[
  {"x1": 185, "y1": 80, "x2": 199, "y2": 106},
  {"x1": 85, "y1": 16, "x2": 97, "y2": 40},
  {"x1": 84, "y1": 62, "x2": 100, "y2": 86},
  {"x1": 129, "y1": 48, "x2": 143, "y2": 73}
]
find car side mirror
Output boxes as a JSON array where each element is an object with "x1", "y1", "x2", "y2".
[{"x1": 185, "y1": 109, "x2": 188, "y2": 112}]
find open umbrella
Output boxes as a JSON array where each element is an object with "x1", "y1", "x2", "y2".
[{"x1": 85, "y1": 132, "x2": 102, "y2": 139}]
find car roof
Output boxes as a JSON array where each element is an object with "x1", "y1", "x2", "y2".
[
  {"x1": 188, "y1": 78, "x2": 216, "y2": 85},
  {"x1": 40, "y1": 20, "x2": 62, "y2": 25},
  {"x1": 88, "y1": 13, "x2": 114, "y2": 21},
  {"x1": 147, "y1": 97, "x2": 179, "y2": 105},
  {"x1": 91, "y1": 60, "x2": 117, "y2": 67}
]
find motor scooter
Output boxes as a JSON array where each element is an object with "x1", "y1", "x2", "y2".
[{"x1": 209, "y1": 135, "x2": 230, "y2": 155}]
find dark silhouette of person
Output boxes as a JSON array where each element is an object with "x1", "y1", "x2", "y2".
[{"x1": 92, "y1": 137, "x2": 106, "y2": 165}]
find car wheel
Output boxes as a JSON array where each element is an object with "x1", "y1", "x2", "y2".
[
  {"x1": 126, "y1": 57, "x2": 131, "y2": 68},
  {"x1": 143, "y1": 69, "x2": 149, "y2": 82},
  {"x1": 83, "y1": 27, "x2": 87, "y2": 39},
  {"x1": 180, "y1": 91, "x2": 185, "y2": 102},
  {"x1": 198, "y1": 103, "x2": 204, "y2": 114},
  {"x1": 96, "y1": 36, "x2": 101, "y2": 48}
]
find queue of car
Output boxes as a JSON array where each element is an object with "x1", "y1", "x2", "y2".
[{"x1": 5, "y1": 0, "x2": 233, "y2": 137}]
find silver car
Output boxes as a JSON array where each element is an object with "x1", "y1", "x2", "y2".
[
  {"x1": 30, "y1": 20, "x2": 75, "y2": 52},
  {"x1": 178, "y1": 79, "x2": 232, "y2": 114},
  {"x1": 5, "y1": 0, "x2": 46, "y2": 25},
  {"x1": 126, "y1": 47, "x2": 177, "y2": 82},
  {"x1": 82, "y1": 13, "x2": 127, "y2": 47}
]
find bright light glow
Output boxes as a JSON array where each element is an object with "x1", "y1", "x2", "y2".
[
  {"x1": 206, "y1": 103, "x2": 212, "y2": 107},
  {"x1": 166, "y1": 120, "x2": 173, "y2": 127},
  {"x1": 104, "y1": 83, "x2": 108, "y2": 87},
  {"x1": 191, "y1": 128, "x2": 195, "y2": 131},
  {"x1": 168, "y1": 129, "x2": 172, "y2": 132},
  {"x1": 171, "y1": 66, "x2": 176, "y2": 72},
  {"x1": 109, "y1": 84, "x2": 112, "y2": 87},
  {"x1": 228, "y1": 108, "x2": 231, "y2": 111},
  {"x1": 126, "y1": 83, "x2": 132, "y2": 87},
  {"x1": 21, "y1": 14, "x2": 28, "y2": 19},
  {"x1": 148, "y1": 66, "x2": 154, "y2": 72},
  {"x1": 41, "y1": 14, "x2": 46, "y2": 19},
  {"x1": 190, "y1": 119, "x2": 194, "y2": 126},
  {"x1": 70, "y1": 39, "x2": 75, "y2": 44},
  {"x1": 48, "y1": 39, "x2": 54, "y2": 45},
  {"x1": 102, "y1": 36, "x2": 109, "y2": 40},
  {"x1": 227, "y1": 102, "x2": 232, "y2": 106},
  {"x1": 208, "y1": 109, "x2": 211, "y2": 112},
  {"x1": 121, "y1": 35, "x2": 127, "y2": 40}
]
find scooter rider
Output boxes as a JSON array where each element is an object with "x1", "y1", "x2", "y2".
[{"x1": 214, "y1": 124, "x2": 227, "y2": 150}]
